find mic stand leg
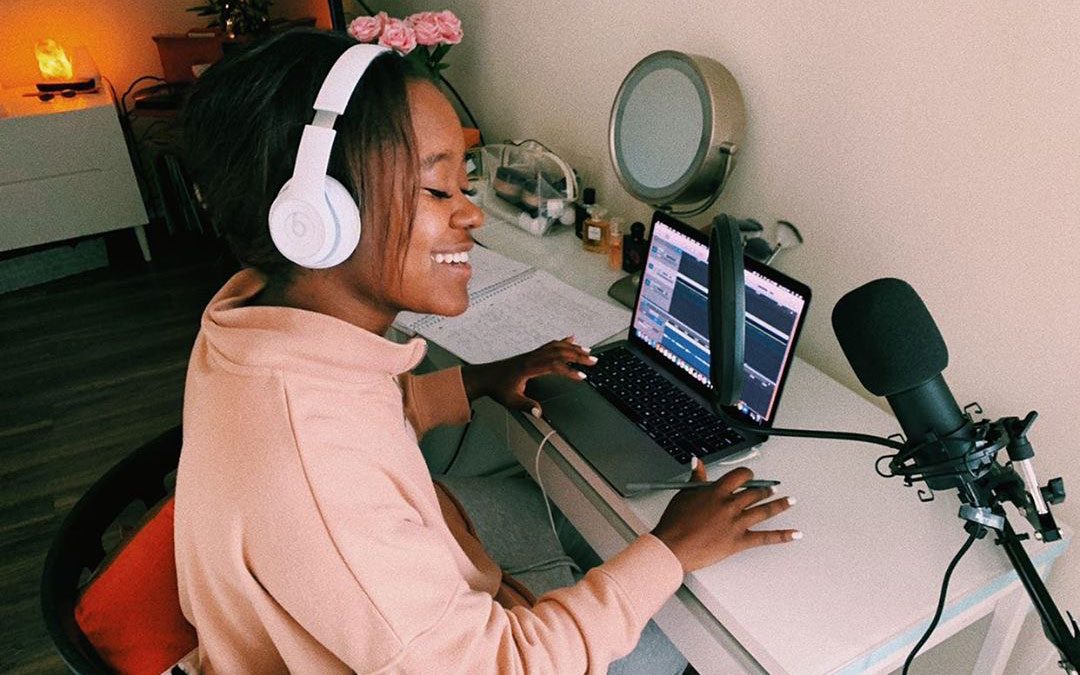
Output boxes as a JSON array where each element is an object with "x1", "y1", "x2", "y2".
[{"x1": 995, "y1": 516, "x2": 1079, "y2": 672}]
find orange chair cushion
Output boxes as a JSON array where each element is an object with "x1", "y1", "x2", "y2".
[{"x1": 75, "y1": 497, "x2": 198, "y2": 674}]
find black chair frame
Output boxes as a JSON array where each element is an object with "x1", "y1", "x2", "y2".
[{"x1": 40, "y1": 426, "x2": 183, "y2": 674}]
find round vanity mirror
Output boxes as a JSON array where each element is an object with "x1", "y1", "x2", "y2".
[{"x1": 609, "y1": 50, "x2": 746, "y2": 212}]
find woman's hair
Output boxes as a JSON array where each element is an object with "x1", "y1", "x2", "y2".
[{"x1": 182, "y1": 28, "x2": 428, "y2": 283}]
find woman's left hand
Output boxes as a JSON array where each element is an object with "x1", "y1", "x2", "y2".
[{"x1": 461, "y1": 336, "x2": 596, "y2": 417}]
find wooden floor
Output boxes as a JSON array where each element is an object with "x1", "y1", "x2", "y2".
[{"x1": 0, "y1": 241, "x2": 233, "y2": 674}]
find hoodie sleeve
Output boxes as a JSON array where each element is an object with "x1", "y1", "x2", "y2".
[{"x1": 399, "y1": 366, "x2": 472, "y2": 437}]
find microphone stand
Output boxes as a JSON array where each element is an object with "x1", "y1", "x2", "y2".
[
  {"x1": 952, "y1": 412, "x2": 1079, "y2": 672},
  {"x1": 885, "y1": 410, "x2": 1080, "y2": 672},
  {"x1": 993, "y1": 516, "x2": 1080, "y2": 672}
]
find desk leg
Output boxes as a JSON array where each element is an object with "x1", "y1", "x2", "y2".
[
  {"x1": 972, "y1": 584, "x2": 1030, "y2": 674},
  {"x1": 133, "y1": 225, "x2": 151, "y2": 262}
]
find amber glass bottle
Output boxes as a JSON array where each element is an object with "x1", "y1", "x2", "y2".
[{"x1": 581, "y1": 194, "x2": 611, "y2": 253}]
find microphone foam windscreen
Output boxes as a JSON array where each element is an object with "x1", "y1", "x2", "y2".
[{"x1": 831, "y1": 278, "x2": 949, "y2": 396}]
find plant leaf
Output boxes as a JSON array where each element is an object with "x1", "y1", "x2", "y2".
[
  {"x1": 430, "y1": 43, "x2": 451, "y2": 61},
  {"x1": 404, "y1": 50, "x2": 427, "y2": 66}
]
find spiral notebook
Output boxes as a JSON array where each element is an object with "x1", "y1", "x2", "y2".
[{"x1": 394, "y1": 245, "x2": 631, "y2": 364}]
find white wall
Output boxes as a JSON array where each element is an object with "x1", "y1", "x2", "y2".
[{"x1": 385, "y1": 0, "x2": 1080, "y2": 671}]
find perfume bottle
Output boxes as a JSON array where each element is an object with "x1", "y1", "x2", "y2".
[
  {"x1": 622, "y1": 221, "x2": 647, "y2": 273},
  {"x1": 581, "y1": 189, "x2": 611, "y2": 253},
  {"x1": 607, "y1": 220, "x2": 623, "y2": 270},
  {"x1": 574, "y1": 187, "x2": 596, "y2": 239},
  {"x1": 581, "y1": 204, "x2": 611, "y2": 253}
]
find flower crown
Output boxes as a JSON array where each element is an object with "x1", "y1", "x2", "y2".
[{"x1": 348, "y1": 10, "x2": 463, "y2": 72}]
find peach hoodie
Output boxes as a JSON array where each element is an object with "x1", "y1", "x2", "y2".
[{"x1": 175, "y1": 269, "x2": 685, "y2": 674}]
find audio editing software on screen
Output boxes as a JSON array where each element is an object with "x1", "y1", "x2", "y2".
[
  {"x1": 739, "y1": 269, "x2": 806, "y2": 423},
  {"x1": 632, "y1": 222, "x2": 711, "y2": 387}
]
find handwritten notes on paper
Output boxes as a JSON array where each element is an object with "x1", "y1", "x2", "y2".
[{"x1": 394, "y1": 245, "x2": 630, "y2": 364}]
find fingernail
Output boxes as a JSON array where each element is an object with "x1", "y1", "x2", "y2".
[
  {"x1": 691, "y1": 456, "x2": 700, "y2": 469},
  {"x1": 791, "y1": 531, "x2": 804, "y2": 541},
  {"x1": 576, "y1": 371, "x2": 587, "y2": 379},
  {"x1": 787, "y1": 497, "x2": 797, "y2": 506},
  {"x1": 531, "y1": 407, "x2": 541, "y2": 418},
  {"x1": 587, "y1": 356, "x2": 598, "y2": 364},
  {"x1": 581, "y1": 346, "x2": 591, "y2": 354}
]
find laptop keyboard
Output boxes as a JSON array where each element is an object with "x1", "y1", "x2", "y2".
[{"x1": 584, "y1": 346, "x2": 746, "y2": 465}]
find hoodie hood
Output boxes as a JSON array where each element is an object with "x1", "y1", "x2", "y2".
[{"x1": 200, "y1": 269, "x2": 428, "y2": 383}]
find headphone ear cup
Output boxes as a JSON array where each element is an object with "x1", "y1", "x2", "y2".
[
  {"x1": 268, "y1": 177, "x2": 360, "y2": 269},
  {"x1": 268, "y1": 179, "x2": 333, "y2": 267},
  {"x1": 319, "y1": 176, "x2": 361, "y2": 268}
]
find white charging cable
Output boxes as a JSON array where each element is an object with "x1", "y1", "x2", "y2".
[{"x1": 534, "y1": 430, "x2": 560, "y2": 539}]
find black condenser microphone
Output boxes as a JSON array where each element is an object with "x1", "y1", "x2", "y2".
[{"x1": 832, "y1": 278, "x2": 985, "y2": 491}]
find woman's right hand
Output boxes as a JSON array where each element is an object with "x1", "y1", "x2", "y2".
[{"x1": 651, "y1": 459, "x2": 800, "y2": 573}]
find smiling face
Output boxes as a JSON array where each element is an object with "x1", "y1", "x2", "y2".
[
  {"x1": 310, "y1": 79, "x2": 483, "y2": 333},
  {"x1": 386, "y1": 80, "x2": 483, "y2": 317}
]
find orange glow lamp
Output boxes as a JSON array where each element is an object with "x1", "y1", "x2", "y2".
[{"x1": 35, "y1": 39, "x2": 96, "y2": 92}]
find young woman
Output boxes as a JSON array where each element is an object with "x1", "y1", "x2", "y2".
[{"x1": 175, "y1": 29, "x2": 799, "y2": 674}]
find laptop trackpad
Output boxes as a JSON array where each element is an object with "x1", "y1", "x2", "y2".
[{"x1": 532, "y1": 378, "x2": 687, "y2": 494}]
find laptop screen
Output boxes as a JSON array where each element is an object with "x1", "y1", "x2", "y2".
[
  {"x1": 737, "y1": 260, "x2": 810, "y2": 425},
  {"x1": 630, "y1": 217, "x2": 712, "y2": 388},
  {"x1": 630, "y1": 212, "x2": 811, "y2": 427}
]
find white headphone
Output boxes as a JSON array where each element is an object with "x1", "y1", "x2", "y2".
[{"x1": 268, "y1": 43, "x2": 390, "y2": 269}]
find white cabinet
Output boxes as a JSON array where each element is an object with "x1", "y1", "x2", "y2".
[{"x1": 0, "y1": 87, "x2": 150, "y2": 260}]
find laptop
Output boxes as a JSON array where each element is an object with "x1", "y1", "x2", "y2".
[{"x1": 526, "y1": 210, "x2": 812, "y2": 496}]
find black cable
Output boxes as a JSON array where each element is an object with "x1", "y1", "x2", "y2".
[
  {"x1": 902, "y1": 529, "x2": 980, "y2": 674},
  {"x1": 102, "y1": 76, "x2": 120, "y2": 106},
  {"x1": 135, "y1": 119, "x2": 172, "y2": 146},
  {"x1": 120, "y1": 75, "x2": 166, "y2": 118},
  {"x1": 103, "y1": 75, "x2": 157, "y2": 217},
  {"x1": 441, "y1": 420, "x2": 473, "y2": 474},
  {"x1": 750, "y1": 424, "x2": 906, "y2": 450},
  {"x1": 436, "y1": 72, "x2": 484, "y2": 146},
  {"x1": 102, "y1": 76, "x2": 129, "y2": 130},
  {"x1": 713, "y1": 405, "x2": 906, "y2": 451}
]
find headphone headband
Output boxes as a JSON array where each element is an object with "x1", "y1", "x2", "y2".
[
  {"x1": 292, "y1": 43, "x2": 391, "y2": 185},
  {"x1": 315, "y1": 43, "x2": 391, "y2": 117}
]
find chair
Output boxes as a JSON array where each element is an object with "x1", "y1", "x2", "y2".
[{"x1": 40, "y1": 426, "x2": 183, "y2": 674}]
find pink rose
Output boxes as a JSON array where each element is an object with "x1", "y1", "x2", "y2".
[
  {"x1": 434, "y1": 10, "x2": 463, "y2": 45},
  {"x1": 347, "y1": 11, "x2": 388, "y2": 43},
  {"x1": 407, "y1": 11, "x2": 443, "y2": 47},
  {"x1": 378, "y1": 18, "x2": 417, "y2": 55}
]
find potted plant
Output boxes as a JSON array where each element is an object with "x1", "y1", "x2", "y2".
[{"x1": 187, "y1": 0, "x2": 274, "y2": 38}]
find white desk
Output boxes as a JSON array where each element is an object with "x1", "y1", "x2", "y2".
[
  {"x1": 0, "y1": 87, "x2": 150, "y2": 261},
  {"x1": 462, "y1": 222, "x2": 1072, "y2": 674}
]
